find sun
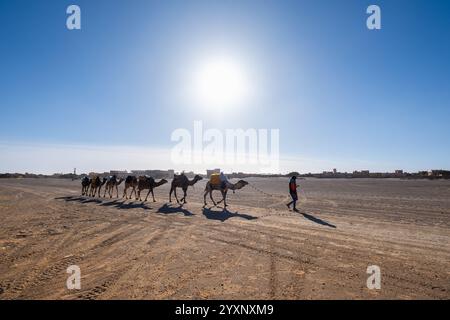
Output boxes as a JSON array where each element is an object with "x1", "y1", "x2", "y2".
[{"x1": 192, "y1": 57, "x2": 250, "y2": 110}]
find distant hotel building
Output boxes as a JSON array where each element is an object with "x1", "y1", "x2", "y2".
[
  {"x1": 130, "y1": 169, "x2": 174, "y2": 179},
  {"x1": 110, "y1": 170, "x2": 128, "y2": 177}
]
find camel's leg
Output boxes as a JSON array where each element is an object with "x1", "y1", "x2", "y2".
[
  {"x1": 123, "y1": 186, "x2": 127, "y2": 199},
  {"x1": 216, "y1": 188, "x2": 223, "y2": 204},
  {"x1": 209, "y1": 190, "x2": 217, "y2": 206},
  {"x1": 203, "y1": 190, "x2": 208, "y2": 206},
  {"x1": 183, "y1": 188, "x2": 188, "y2": 203},
  {"x1": 223, "y1": 190, "x2": 228, "y2": 207},
  {"x1": 151, "y1": 189, "x2": 156, "y2": 202},
  {"x1": 180, "y1": 188, "x2": 187, "y2": 203},
  {"x1": 103, "y1": 186, "x2": 107, "y2": 198},
  {"x1": 169, "y1": 187, "x2": 173, "y2": 202},
  {"x1": 173, "y1": 188, "x2": 180, "y2": 204},
  {"x1": 217, "y1": 190, "x2": 226, "y2": 206},
  {"x1": 115, "y1": 185, "x2": 119, "y2": 198},
  {"x1": 137, "y1": 189, "x2": 142, "y2": 201},
  {"x1": 131, "y1": 187, "x2": 136, "y2": 200},
  {"x1": 144, "y1": 188, "x2": 151, "y2": 202}
]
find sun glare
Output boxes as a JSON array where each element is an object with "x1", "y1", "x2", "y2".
[{"x1": 192, "y1": 57, "x2": 250, "y2": 110}]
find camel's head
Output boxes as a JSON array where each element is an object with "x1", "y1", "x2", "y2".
[
  {"x1": 194, "y1": 175, "x2": 203, "y2": 182},
  {"x1": 160, "y1": 179, "x2": 168, "y2": 185},
  {"x1": 236, "y1": 180, "x2": 249, "y2": 189}
]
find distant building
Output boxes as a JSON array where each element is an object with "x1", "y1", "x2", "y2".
[
  {"x1": 429, "y1": 170, "x2": 450, "y2": 178},
  {"x1": 352, "y1": 170, "x2": 370, "y2": 177},
  {"x1": 333, "y1": 168, "x2": 337, "y2": 174},
  {"x1": 184, "y1": 171, "x2": 195, "y2": 178},
  {"x1": 110, "y1": 170, "x2": 128, "y2": 177},
  {"x1": 395, "y1": 170, "x2": 404, "y2": 177},
  {"x1": 131, "y1": 170, "x2": 174, "y2": 179}
]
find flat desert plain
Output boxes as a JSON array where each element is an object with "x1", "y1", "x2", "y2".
[{"x1": 0, "y1": 177, "x2": 449, "y2": 299}]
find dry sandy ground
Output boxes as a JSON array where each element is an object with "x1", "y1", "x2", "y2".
[{"x1": 0, "y1": 177, "x2": 449, "y2": 300}]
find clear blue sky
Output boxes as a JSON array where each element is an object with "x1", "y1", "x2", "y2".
[{"x1": 1, "y1": 0, "x2": 449, "y2": 174}]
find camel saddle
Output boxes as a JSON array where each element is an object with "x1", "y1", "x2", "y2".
[{"x1": 209, "y1": 173, "x2": 221, "y2": 186}]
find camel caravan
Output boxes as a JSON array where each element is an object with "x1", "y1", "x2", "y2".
[{"x1": 81, "y1": 172, "x2": 249, "y2": 207}]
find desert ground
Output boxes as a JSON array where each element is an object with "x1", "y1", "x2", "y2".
[{"x1": 0, "y1": 177, "x2": 449, "y2": 300}]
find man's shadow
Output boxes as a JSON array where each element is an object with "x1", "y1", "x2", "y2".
[
  {"x1": 157, "y1": 203, "x2": 194, "y2": 216},
  {"x1": 202, "y1": 206, "x2": 257, "y2": 222},
  {"x1": 298, "y1": 211, "x2": 336, "y2": 228}
]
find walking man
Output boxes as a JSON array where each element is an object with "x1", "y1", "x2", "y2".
[{"x1": 286, "y1": 175, "x2": 299, "y2": 212}]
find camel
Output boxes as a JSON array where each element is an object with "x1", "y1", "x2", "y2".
[
  {"x1": 81, "y1": 176, "x2": 91, "y2": 196},
  {"x1": 203, "y1": 180, "x2": 248, "y2": 207},
  {"x1": 169, "y1": 174, "x2": 203, "y2": 204},
  {"x1": 122, "y1": 175, "x2": 138, "y2": 199},
  {"x1": 103, "y1": 175, "x2": 124, "y2": 198},
  {"x1": 137, "y1": 176, "x2": 168, "y2": 202},
  {"x1": 89, "y1": 176, "x2": 107, "y2": 197}
]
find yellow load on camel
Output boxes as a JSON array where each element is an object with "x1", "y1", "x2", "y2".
[{"x1": 209, "y1": 173, "x2": 221, "y2": 186}]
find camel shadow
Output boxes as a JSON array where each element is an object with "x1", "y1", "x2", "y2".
[
  {"x1": 117, "y1": 201, "x2": 153, "y2": 210},
  {"x1": 99, "y1": 199, "x2": 123, "y2": 207},
  {"x1": 202, "y1": 207, "x2": 257, "y2": 222},
  {"x1": 299, "y1": 211, "x2": 336, "y2": 228},
  {"x1": 56, "y1": 196, "x2": 102, "y2": 204},
  {"x1": 55, "y1": 196, "x2": 85, "y2": 202},
  {"x1": 157, "y1": 203, "x2": 194, "y2": 216},
  {"x1": 81, "y1": 198, "x2": 103, "y2": 204},
  {"x1": 56, "y1": 196, "x2": 152, "y2": 210},
  {"x1": 96, "y1": 199, "x2": 153, "y2": 210}
]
